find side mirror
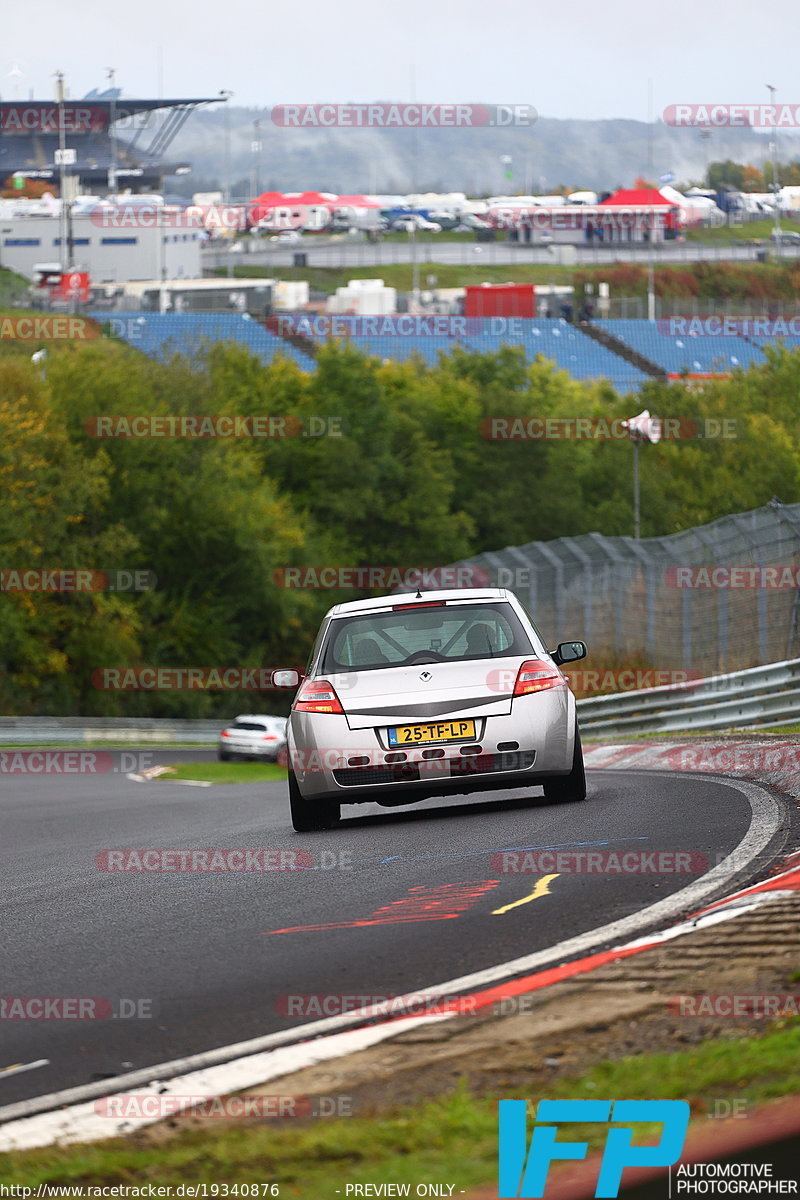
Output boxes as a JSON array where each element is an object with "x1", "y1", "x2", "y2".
[
  {"x1": 551, "y1": 640, "x2": 587, "y2": 665},
  {"x1": 272, "y1": 668, "x2": 302, "y2": 689}
]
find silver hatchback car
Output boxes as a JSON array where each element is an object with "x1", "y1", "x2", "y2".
[
  {"x1": 273, "y1": 588, "x2": 587, "y2": 832},
  {"x1": 218, "y1": 714, "x2": 288, "y2": 762}
]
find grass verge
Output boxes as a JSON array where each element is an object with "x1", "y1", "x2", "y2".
[
  {"x1": 0, "y1": 742, "x2": 217, "y2": 750},
  {"x1": 219, "y1": 262, "x2": 577, "y2": 294},
  {"x1": 221, "y1": 257, "x2": 800, "y2": 301},
  {"x1": 1, "y1": 1020, "x2": 797, "y2": 1191},
  {"x1": 165, "y1": 760, "x2": 287, "y2": 784},
  {"x1": 685, "y1": 217, "x2": 800, "y2": 243}
]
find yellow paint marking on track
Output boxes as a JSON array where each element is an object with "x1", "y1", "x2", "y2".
[{"x1": 492, "y1": 874, "x2": 560, "y2": 915}]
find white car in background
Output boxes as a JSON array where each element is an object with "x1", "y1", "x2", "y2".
[
  {"x1": 218, "y1": 714, "x2": 288, "y2": 762},
  {"x1": 391, "y1": 215, "x2": 442, "y2": 233},
  {"x1": 268, "y1": 229, "x2": 304, "y2": 243}
]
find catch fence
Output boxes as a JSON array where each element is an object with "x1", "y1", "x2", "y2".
[{"x1": 461, "y1": 500, "x2": 800, "y2": 676}]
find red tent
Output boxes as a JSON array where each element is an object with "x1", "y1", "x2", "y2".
[
  {"x1": 285, "y1": 191, "x2": 337, "y2": 205},
  {"x1": 333, "y1": 194, "x2": 382, "y2": 209},
  {"x1": 601, "y1": 188, "x2": 674, "y2": 207},
  {"x1": 248, "y1": 189, "x2": 379, "y2": 226},
  {"x1": 253, "y1": 190, "x2": 287, "y2": 206},
  {"x1": 249, "y1": 191, "x2": 289, "y2": 222}
]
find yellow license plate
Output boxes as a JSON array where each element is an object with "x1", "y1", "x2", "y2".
[{"x1": 387, "y1": 719, "x2": 477, "y2": 746}]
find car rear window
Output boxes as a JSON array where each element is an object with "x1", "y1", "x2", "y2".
[
  {"x1": 320, "y1": 602, "x2": 534, "y2": 673},
  {"x1": 230, "y1": 721, "x2": 267, "y2": 731}
]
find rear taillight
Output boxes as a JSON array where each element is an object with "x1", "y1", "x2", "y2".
[
  {"x1": 513, "y1": 659, "x2": 565, "y2": 696},
  {"x1": 293, "y1": 679, "x2": 344, "y2": 715},
  {"x1": 262, "y1": 734, "x2": 278, "y2": 740},
  {"x1": 221, "y1": 730, "x2": 230, "y2": 738}
]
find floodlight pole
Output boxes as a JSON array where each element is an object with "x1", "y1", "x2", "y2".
[
  {"x1": 55, "y1": 71, "x2": 69, "y2": 274},
  {"x1": 633, "y1": 437, "x2": 641, "y2": 540},
  {"x1": 107, "y1": 68, "x2": 117, "y2": 195},
  {"x1": 766, "y1": 85, "x2": 782, "y2": 253},
  {"x1": 219, "y1": 90, "x2": 233, "y2": 202}
]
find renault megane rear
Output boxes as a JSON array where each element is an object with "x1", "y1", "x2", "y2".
[{"x1": 273, "y1": 588, "x2": 587, "y2": 832}]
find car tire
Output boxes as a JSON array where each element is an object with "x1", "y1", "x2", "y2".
[
  {"x1": 288, "y1": 767, "x2": 340, "y2": 832},
  {"x1": 543, "y1": 728, "x2": 587, "y2": 803},
  {"x1": 218, "y1": 750, "x2": 232, "y2": 762}
]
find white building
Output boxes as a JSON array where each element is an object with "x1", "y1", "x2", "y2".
[{"x1": 0, "y1": 211, "x2": 201, "y2": 284}]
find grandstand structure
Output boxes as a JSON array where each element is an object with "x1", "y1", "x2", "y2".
[
  {"x1": 0, "y1": 94, "x2": 222, "y2": 193},
  {"x1": 99, "y1": 313, "x2": 314, "y2": 371},
  {"x1": 595, "y1": 320, "x2": 767, "y2": 377},
  {"x1": 98, "y1": 312, "x2": 782, "y2": 392}
]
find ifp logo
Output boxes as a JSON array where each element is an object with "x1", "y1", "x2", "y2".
[{"x1": 498, "y1": 1099, "x2": 690, "y2": 1197}]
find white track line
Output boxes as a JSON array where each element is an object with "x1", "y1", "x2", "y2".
[{"x1": 0, "y1": 1062, "x2": 49, "y2": 1083}]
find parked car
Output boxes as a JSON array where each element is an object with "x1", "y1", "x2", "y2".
[
  {"x1": 268, "y1": 229, "x2": 304, "y2": 243},
  {"x1": 273, "y1": 588, "x2": 587, "y2": 831},
  {"x1": 218, "y1": 714, "x2": 288, "y2": 762},
  {"x1": 769, "y1": 230, "x2": 800, "y2": 245},
  {"x1": 426, "y1": 212, "x2": 462, "y2": 231},
  {"x1": 454, "y1": 213, "x2": 491, "y2": 232},
  {"x1": 391, "y1": 215, "x2": 442, "y2": 233}
]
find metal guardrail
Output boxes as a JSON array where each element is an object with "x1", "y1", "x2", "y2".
[
  {"x1": 2, "y1": 658, "x2": 797, "y2": 743},
  {"x1": 0, "y1": 717, "x2": 222, "y2": 744},
  {"x1": 576, "y1": 656, "x2": 800, "y2": 736}
]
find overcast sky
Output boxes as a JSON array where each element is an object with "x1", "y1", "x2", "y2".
[{"x1": 3, "y1": 0, "x2": 798, "y2": 124}]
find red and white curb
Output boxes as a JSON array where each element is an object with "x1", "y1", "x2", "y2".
[
  {"x1": 0, "y1": 754, "x2": 796, "y2": 1151},
  {"x1": 584, "y1": 740, "x2": 800, "y2": 796}
]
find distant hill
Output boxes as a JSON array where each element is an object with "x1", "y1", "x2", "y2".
[{"x1": 166, "y1": 107, "x2": 796, "y2": 197}]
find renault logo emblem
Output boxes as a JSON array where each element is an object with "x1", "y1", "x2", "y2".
[{"x1": 420, "y1": 671, "x2": 433, "y2": 681}]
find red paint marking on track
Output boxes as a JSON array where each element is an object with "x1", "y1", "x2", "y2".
[{"x1": 262, "y1": 880, "x2": 500, "y2": 935}]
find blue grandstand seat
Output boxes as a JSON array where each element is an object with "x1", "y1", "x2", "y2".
[
  {"x1": 90, "y1": 312, "x2": 316, "y2": 371},
  {"x1": 92, "y1": 313, "x2": 696, "y2": 391},
  {"x1": 459, "y1": 319, "x2": 650, "y2": 390},
  {"x1": 596, "y1": 320, "x2": 767, "y2": 375}
]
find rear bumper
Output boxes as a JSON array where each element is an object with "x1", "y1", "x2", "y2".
[
  {"x1": 288, "y1": 689, "x2": 575, "y2": 803},
  {"x1": 219, "y1": 740, "x2": 284, "y2": 758}
]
